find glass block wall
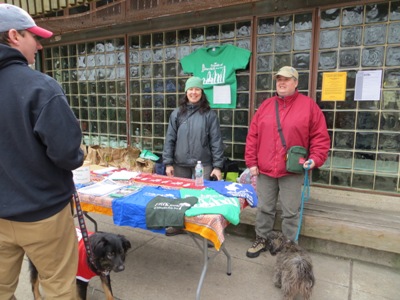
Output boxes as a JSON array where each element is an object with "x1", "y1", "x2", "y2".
[
  {"x1": 127, "y1": 21, "x2": 252, "y2": 161},
  {"x1": 42, "y1": 1, "x2": 400, "y2": 194},
  {"x1": 255, "y1": 12, "x2": 313, "y2": 108},
  {"x1": 44, "y1": 38, "x2": 129, "y2": 148},
  {"x1": 314, "y1": 3, "x2": 400, "y2": 193}
]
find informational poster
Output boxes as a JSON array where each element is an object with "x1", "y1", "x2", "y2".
[
  {"x1": 354, "y1": 70, "x2": 382, "y2": 101},
  {"x1": 321, "y1": 72, "x2": 347, "y2": 101}
]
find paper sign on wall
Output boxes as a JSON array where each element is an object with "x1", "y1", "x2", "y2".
[
  {"x1": 354, "y1": 70, "x2": 382, "y2": 101},
  {"x1": 321, "y1": 72, "x2": 347, "y2": 101},
  {"x1": 213, "y1": 85, "x2": 231, "y2": 104}
]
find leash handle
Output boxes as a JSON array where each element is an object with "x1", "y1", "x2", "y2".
[{"x1": 73, "y1": 190, "x2": 95, "y2": 265}]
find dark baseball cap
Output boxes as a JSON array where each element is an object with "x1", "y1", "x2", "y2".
[{"x1": 0, "y1": 4, "x2": 53, "y2": 38}]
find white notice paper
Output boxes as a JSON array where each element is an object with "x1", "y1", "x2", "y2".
[
  {"x1": 108, "y1": 170, "x2": 140, "y2": 180},
  {"x1": 92, "y1": 167, "x2": 118, "y2": 175},
  {"x1": 78, "y1": 179, "x2": 126, "y2": 196},
  {"x1": 354, "y1": 70, "x2": 382, "y2": 101},
  {"x1": 213, "y1": 85, "x2": 231, "y2": 104}
]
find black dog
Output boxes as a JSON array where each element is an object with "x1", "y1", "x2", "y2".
[{"x1": 29, "y1": 230, "x2": 131, "y2": 300}]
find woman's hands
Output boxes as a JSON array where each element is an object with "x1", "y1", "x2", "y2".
[
  {"x1": 303, "y1": 159, "x2": 315, "y2": 170},
  {"x1": 166, "y1": 165, "x2": 223, "y2": 180},
  {"x1": 165, "y1": 165, "x2": 174, "y2": 177},
  {"x1": 249, "y1": 166, "x2": 259, "y2": 177},
  {"x1": 210, "y1": 168, "x2": 222, "y2": 181}
]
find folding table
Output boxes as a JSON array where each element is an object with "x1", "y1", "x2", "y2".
[{"x1": 77, "y1": 171, "x2": 247, "y2": 300}]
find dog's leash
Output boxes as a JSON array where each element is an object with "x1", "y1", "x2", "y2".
[
  {"x1": 294, "y1": 165, "x2": 311, "y2": 242},
  {"x1": 73, "y1": 190, "x2": 96, "y2": 268}
]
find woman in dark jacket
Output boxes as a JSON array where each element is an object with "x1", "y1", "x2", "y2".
[{"x1": 163, "y1": 76, "x2": 225, "y2": 181}]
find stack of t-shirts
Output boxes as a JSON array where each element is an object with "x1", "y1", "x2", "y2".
[
  {"x1": 145, "y1": 196, "x2": 198, "y2": 229},
  {"x1": 112, "y1": 186, "x2": 181, "y2": 232}
]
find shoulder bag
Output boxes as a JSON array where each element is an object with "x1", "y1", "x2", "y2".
[{"x1": 275, "y1": 100, "x2": 308, "y2": 173}]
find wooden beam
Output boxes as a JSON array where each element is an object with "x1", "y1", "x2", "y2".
[
  {"x1": 3, "y1": 0, "x2": 96, "y2": 15},
  {"x1": 43, "y1": 0, "x2": 51, "y2": 12},
  {"x1": 59, "y1": 0, "x2": 68, "y2": 9}
]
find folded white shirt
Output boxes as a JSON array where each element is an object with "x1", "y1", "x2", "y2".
[{"x1": 78, "y1": 179, "x2": 126, "y2": 196}]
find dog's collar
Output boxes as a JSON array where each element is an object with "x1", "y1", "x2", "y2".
[
  {"x1": 278, "y1": 239, "x2": 293, "y2": 252},
  {"x1": 88, "y1": 258, "x2": 111, "y2": 277},
  {"x1": 283, "y1": 239, "x2": 293, "y2": 247}
]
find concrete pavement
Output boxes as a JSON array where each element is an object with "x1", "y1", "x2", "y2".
[{"x1": 15, "y1": 213, "x2": 400, "y2": 300}]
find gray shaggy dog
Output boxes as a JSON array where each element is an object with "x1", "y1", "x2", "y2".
[{"x1": 267, "y1": 231, "x2": 315, "y2": 300}]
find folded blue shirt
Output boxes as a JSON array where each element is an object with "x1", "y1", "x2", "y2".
[{"x1": 204, "y1": 180, "x2": 258, "y2": 207}]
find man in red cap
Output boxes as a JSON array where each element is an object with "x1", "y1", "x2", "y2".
[{"x1": 0, "y1": 4, "x2": 83, "y2": 299}]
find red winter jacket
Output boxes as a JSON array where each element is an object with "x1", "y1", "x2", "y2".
[{"x1": 245, "y1": 90, "x2": 330, "y2": 178}]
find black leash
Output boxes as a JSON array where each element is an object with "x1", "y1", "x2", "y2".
[
  {"x1": 73, "y1": 190, "x2": 111, "y2": 276},
  {"x1": 73, "y1": 190, "x2": 96, "y2": 267}
]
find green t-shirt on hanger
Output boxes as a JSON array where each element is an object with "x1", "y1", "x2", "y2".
[{"x1": 180, "y1": 44, "x2": 251, "y2": 109}]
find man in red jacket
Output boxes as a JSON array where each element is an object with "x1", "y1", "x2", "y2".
[{"x1": 245, "y1": 66, "x2": 330, "y2": 258}]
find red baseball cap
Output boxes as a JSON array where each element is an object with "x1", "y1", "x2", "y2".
[{"x1": 0, "y1": 4, "x2": 53, "y2": 38}]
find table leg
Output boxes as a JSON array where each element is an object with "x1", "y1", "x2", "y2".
[
  {"x1": 187, "y1": 233, "x2": 232, "y2": 300},
  {"x1": 83, "y1": 212, "x2": 98, "y2": 232},
  {"x1": 220, "y1": 242, "x2": 232, "y2": 276},
  {"x1": 74, "y1": 211, "x2": 98, "y2": 232},
  {"x1": 196, "y1": 238, "x2": 209, "y2": 300}
]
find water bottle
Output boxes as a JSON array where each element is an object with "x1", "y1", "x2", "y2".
[
  {"x1": 134, "y1": 127, "x2": 142, "y2": 149},
  {"x1": 195, "y1": 161, "x2": 204, "y2": 186}
]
